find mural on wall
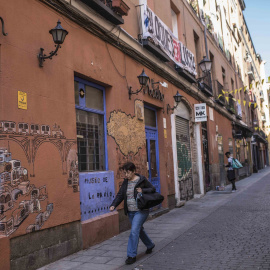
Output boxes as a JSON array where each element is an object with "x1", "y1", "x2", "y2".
[
  {"x1": 79, "y1": 171, "x2": 115, "y2": 221},
  {"x1": 0, "y1": 147, "x2": 53, "y2": 236},
  {"x1": 107, "y1": 108, "x2": 146, "y2": 156},
  {"x1": 116, "y1": 147, "x2": 148, "y2": 185},
  {"x1": 67, "y1": 160, "x2": 79, "y2": 193},
  {"x1": 0, "y1": 120, "x2": 78, "y2": 235},
  {"x1": 0, "y1": 121, "x2": 77, "y2": 177},
  {"x1": 107, "y1": 101, "x2": 148, "y2": 193}
]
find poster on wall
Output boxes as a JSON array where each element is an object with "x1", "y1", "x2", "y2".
[
  {"x1": 79, "y1": 171, "x2": 115, "y2": 221},
  {"x1": 141, "y1": 4, "x2": 197, "y2": 76},
  {"x1": 194, "y1": 103, "x2": 207, "y2": 122}
]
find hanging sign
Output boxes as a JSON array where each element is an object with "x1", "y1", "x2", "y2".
[
  {"x1": 141, "y1": 4, "x2": 196, "y2": 76},
  {"x1": 194, "y1": 103, "x2": 207, "y2": 122},
  {"x1": 18, "y1": 91, "x2": 27, "y2": 110}
]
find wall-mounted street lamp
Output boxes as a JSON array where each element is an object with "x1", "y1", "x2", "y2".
[
  {"x1": 0, "y1": 17, "x2": 8, "y2": 36},
  {"x1": 167, "y1": 91, "x2": 183, "y2": 114},
  {"x1": 198, "y1": 56, "x2": 212, "y2": 74},
  {"x1": 38, "y1": 20, "x2": 68, "y2": 67},
  {"x1": 128, "y1": 69, "x2": 149, "y2": 99}
]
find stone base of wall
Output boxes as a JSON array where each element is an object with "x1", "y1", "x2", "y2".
[
  {"x1": 81, "y1": 211, "x2": 119, "y2": 249},
  {"x1": 0, "y1": 235, "x2": 10, "y2": 270},
  {"x1": 167, "y1": 194, "x2": 176, "y2": 210},
  {"x1": 10, "y1": 221, "x2": 82, "y2": 270},
  {"x1": 118, "y1": 209, "x2": 130, "y2": 233}
]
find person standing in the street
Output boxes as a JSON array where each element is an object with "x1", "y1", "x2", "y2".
[
  {"x1": 109, "y1": 162, "x2": 156, "y2": 265},
  {"x1": 225, "y1": 151, "x2": 237, "y2": 192}
]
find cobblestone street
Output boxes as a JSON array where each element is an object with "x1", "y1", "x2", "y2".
[{"x1": 39, "y1": 168, "x2": 270, "y2": 270}]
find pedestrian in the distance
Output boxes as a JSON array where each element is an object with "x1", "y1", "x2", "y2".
[
  {"x1": 110, "y1": 162, "x2": 156, "y2": 265},
  {"x1": 225, "y1": 151, "x2": 237, "y2": 192}
]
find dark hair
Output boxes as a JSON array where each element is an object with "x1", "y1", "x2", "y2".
[
  {"x1": 225, "y1": 152, "x2": 231, "y2": 156},
  {"x1": 120, "y1": 162, "x2": 136, "y2": 172}
]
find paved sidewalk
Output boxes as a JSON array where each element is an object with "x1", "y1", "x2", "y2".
[{"x1": 39, "y1": 167, "x2": 270, "y2": 270}]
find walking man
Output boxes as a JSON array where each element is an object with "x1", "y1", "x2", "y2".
[{"x1": 225, "y1": 152, "x2": 237, "y2": 192}]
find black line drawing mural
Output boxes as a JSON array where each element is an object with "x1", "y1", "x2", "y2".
[
  {"x1": 67, "y1": 160, "x2": 79, "y2": 193},
  {"x1": 0, "y1": 121, "x2": 76, "y2": 177},
  {"x1": 0, "y1": 148, "x2": 53, "y2": 236}
]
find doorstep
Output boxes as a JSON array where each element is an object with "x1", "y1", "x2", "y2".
[{"x1": 148, "y1": 207, "x2": 169, "y2": 220}]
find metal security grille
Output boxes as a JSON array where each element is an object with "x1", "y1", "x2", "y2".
[
  {"x1": 175, "y1": 116, "x2": 193, "y2": 200},
  {"x1": 76, "y1": 110, "x2": 105, "y2": 172}
]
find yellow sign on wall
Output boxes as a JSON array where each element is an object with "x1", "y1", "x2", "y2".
[{"x1": 18, "y1": 91, "x2": 27, "y2": 110}]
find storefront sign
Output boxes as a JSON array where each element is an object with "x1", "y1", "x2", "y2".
[
  {"x1": 79, "y1": 170, "x2": 115, "y2": 221},
  {"x1": 141, "y1": 5, "x2": 196, "y2": 76},
  {"x1": 194, "y1": 103, "x2": 207, "y2": 122},
  {"x1": 18, "y1": 91, "x2": 27, "y2": 110}
]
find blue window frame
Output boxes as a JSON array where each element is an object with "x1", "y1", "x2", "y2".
[{"x1": 74, "y1": 77, "x2": 108, "y2": 172}]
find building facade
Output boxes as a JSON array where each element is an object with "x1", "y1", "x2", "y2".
[{"x1": 0, "y1": 0, "x2": 268, "y2": 269}]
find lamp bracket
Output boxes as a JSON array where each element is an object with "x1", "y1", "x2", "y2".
[
  {"x1": 38, "y1": 44, "x2": 61, "y2": 67},
  {"x1": 128, "y1": 79, "x2": 164, "y2": 101},
  {"x1": 167, "y1": 104, "x2": 177, "y2": 114},
  {"x1": 0, "y1": 17, "x2": 8, "y2": 36},
  {"x1": 128, "y1": 85, "x2": 143, "y2": 100}
]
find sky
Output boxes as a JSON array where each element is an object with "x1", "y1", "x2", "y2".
[{"x1": 243, "y1": 0, "x2": 270, "y2": 77}]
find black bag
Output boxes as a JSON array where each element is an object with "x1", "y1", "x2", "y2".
[{"x1": 136, "y1": 192, "x2": 164, "y2": 210}]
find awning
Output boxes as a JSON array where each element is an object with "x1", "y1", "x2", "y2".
[
  {"x1": 253, "y1": 132, "x2": 268, "y2": 144},
  {"x1": 234, "y1": 121, "x2": 253, "y2": 138}
]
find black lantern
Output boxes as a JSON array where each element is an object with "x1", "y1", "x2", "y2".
[
  {"x1": 128, "y1": 69, "x2": 150, "y2": 99},
  {"x1": 137, "y1": 69, "x2": 149, "y2": 86},
  {"x1": 38, "y1": 20, "x2": 68, "y2": 67},
  {"x1": 198, "y1": 56, "x2": 212, "y2": 73},
  {"x1": 49, "y1": 20, "x2": 68, "y2": 45},
  {"x1": 173, "y1": 91, "x2": 182, "y2": 104},
  {"x1": 167, "y1": 91, "x2": 183, "y2": 114}
]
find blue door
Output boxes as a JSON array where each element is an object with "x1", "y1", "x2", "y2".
[{"x1": 144, "y1": 107, "x2": 160, "y2": 193}]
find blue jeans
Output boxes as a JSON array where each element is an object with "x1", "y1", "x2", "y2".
[{"x1": 127, "y1": 210, "x2": 154, "y2": 257}]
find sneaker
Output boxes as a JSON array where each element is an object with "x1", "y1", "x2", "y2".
[
  {"x1": 146, "y1": 244, "x2": 155, "y2": 254},
  {"x1": 125, "y1": 257, "x2": 136, "y2": 265},
  {"x1": 232, "y1": 190, "x2": 235, "y2": 193}
]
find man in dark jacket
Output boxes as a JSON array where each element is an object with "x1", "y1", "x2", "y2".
[{"x1": 110, "y1": 162, "x2": 156, "y2": 265}]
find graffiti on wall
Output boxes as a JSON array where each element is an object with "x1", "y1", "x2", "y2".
[
  {"x1": 177, "y1": 140, "x2": 193, "y2": 201},
  {"x1": 107, "y1": 110, "x2": 146, "y2": 156},
  {"x1": 0, "y1": 148, "x2": 53, "y2": 236},
  {"x1": 79, "y1": 171, "x2": 115, "y2": 221},
  {"x1": 177, "y1": 141, "x2": 192, "y2": 180}
]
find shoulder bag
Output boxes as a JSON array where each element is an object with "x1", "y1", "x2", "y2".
[
  {"x1": 136, "y1": 192, "x2": 164, "y2": 210},
  {"x1": 231, "y1": 158, "x2": 243, "y2": 169}
]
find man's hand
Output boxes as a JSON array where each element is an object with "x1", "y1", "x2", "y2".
[
  {"x1": 136, "y1": 188, "x2": 142, "y2": 193},
  {"x1": 109, "y1": 206, "x2": 115, "y2": 211}
]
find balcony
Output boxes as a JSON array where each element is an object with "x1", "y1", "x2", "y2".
[
  {"x1": 213, "y1": 80, "x2": 225, "y2": 105},
  {"x1": 81, "y1": 0, "x2": 130, "y2": 25},
  {"x1": 175, "y1": 65, "x2": 197, "y2": 84},
  {"x1": 247, "y1": 62, "x2": 255, "y2": 80},
  {"x1": 226, "y1": 104, "x2": 236, "y2": 114},
  {"x1": 141, "y1": 38, "x2": 170, "y2": 62},
  {"x1": 198, "y1": 73, "x2": 213, "y2": 96}
]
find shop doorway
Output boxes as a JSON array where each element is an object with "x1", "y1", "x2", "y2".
[
  {"x1": 217, "y1": 135, "x2": 226, "y2": 186},
  {"x1": 175, "y1": 116, "x2": 193, "y2": 200},
  {"x1": 144, "y1": 107, "x2": 161, "y2": 193},
  {"x1": 201, "y1": 122, "x2": 211, "y2": 191}
]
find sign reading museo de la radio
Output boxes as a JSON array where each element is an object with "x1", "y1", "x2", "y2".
[
  {"x1": 79, "y1": 170, "x2": 115, "y2": 221},
  {"x1": 195, "y1": 103, "x2": 207, "y2": 122},
  {"x1": 141, "y1": 5, "x2": 196, "y2": 76}
]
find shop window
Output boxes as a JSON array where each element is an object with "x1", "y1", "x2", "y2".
[
  {"x1": 74, "y1": 78, "x2": 107, "y2": 172},
  {"x1": 144, "y1": 107, "x2": 156, "y2": 127}
]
